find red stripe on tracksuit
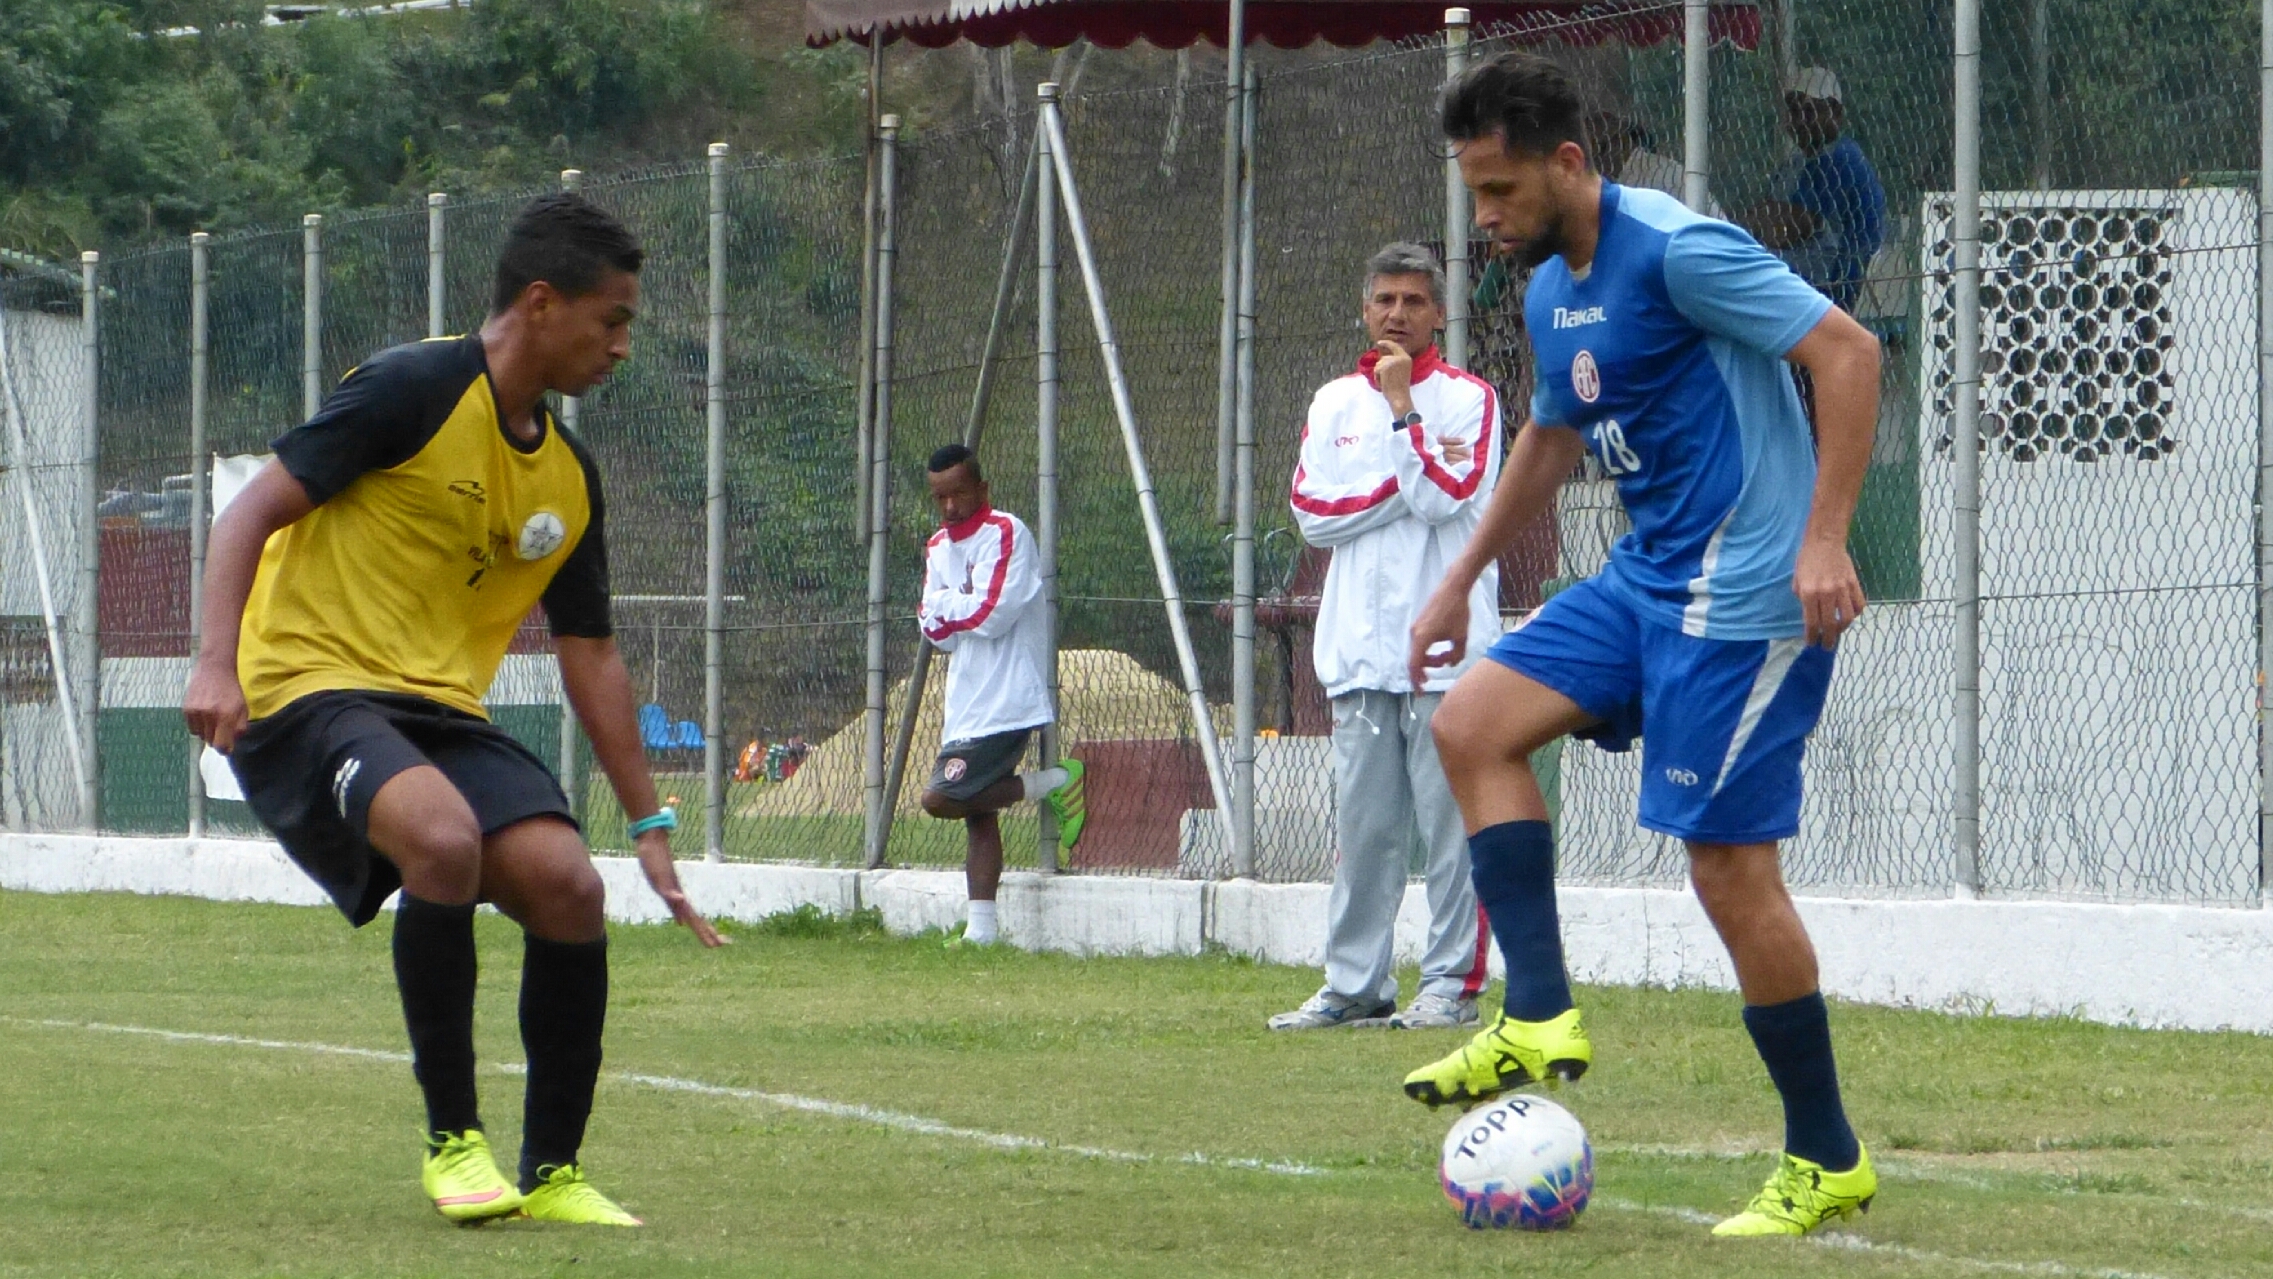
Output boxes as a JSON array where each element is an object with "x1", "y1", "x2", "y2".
[
  {"x1": 1290, "y1": 418, "x2": 1402, "y2": 516},
  {"x1": 1461, "y1": 902, "x2": 1492, "y2": 998},
  {"x1": 1406, "y1": 371, "x2": 1499, "y2": 501},
  {"x1": 922, "y1": 516, "x2": 1015, "y2": 642}
]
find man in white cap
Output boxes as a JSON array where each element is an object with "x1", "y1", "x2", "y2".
[{"x1": 1741, "y1": 67, "x2": 1886, "y2": 313}]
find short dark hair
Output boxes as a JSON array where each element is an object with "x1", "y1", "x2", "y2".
[
  {"x1": 928, "y1": 443, "x2": 982, "y2": 482},
  {"x1": 1440, "y1": 52, "x2": 1585, "y2": 159},
  {"x1": 491, "y1": 192, "x2": 644, "y2": 314}
]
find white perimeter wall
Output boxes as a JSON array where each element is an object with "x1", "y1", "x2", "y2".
[{"x1": 6, "y1": 832, "x2": 2273, "y2": 1035}]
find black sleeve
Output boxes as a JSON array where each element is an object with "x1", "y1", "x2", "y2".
[
  {"x1": 543, "y1": 426, "x2": 614, "y2": 639},
  {"x1": 270, "y1": 341, "x2": 463, "y2": 504}
]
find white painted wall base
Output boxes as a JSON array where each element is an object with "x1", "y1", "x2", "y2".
[{"x1": 5, "y1": 833, "x2": 2272, "y2": 1035}]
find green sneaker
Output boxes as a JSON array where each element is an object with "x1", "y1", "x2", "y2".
[
  {"x1": 520, "y1": 1163, "x2": 642, "y2": 1227},
  {"x1": 1401, "y1": 1007, "x2": 1591, "y2": 1108},
  {"x1": 419, "y1": 1129, "x2": 523, "y2": 1224},
  {"x1": 1043, "y1": 758, "x2": 1087, "y2": 860},
  {"x1": 1712, "y1": 1147, "x2": 1877, "y2": 1237}
]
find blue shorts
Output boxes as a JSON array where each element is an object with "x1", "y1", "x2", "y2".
[{"x1": 1485, "y1": 575, "x2": 1834, "y2": 844}]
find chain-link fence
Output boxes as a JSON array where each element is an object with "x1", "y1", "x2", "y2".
[{"x1": 4, "y1": 2, "x2": 2268, "y2": 905}]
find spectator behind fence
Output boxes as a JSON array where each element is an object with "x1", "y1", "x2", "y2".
[
  {"x1": 1585, "y1": 110, "x2": 1723, "y2": 218},
  {"x1": 1271, "y1": 243, "x2": 1502, "y2": 1032},
  {"x1": 1741, "y1": 67, "x2": 1886, "y2": 312},
  {"x1": 915, "y1": 444, "x2": 1087, "y2": 947}
]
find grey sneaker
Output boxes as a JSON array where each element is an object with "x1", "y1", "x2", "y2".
[
  {"x1": 1389, "y1": 992, "x2": 1480, "y2": 1030},
  {"x1": 1266, "y1": 988, "x2": 1396, "y2": 1031}
]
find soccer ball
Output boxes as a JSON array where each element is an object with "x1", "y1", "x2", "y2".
[{"x1": 1438, "y1": 1093, "x2": 1594, "y2": 1230}]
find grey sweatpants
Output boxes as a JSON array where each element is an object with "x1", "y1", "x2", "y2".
[{"x1": 1322, "y1": 689, "x2": 1488, "y2": 1006}]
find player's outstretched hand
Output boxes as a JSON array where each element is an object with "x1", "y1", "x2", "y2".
[
  {"x1": 1794, "y1": 537, "x2": 1866, "y2": 650},
  {"x1": 635, "y1": 830, "x2": 730, "y2": 948},
  {"x1": 182, "y1": 656, "x2": 250, "y2": 753},
  {"x1": 1408, "y1": 580, "x2": 1473, "y2": 690}
]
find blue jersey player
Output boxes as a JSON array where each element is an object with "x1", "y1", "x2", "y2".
[{"x1": 1400, "y1": 53, "x2": 1884, "y2": 1238}]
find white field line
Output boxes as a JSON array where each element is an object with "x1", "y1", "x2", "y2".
[
  {"x1": 6, "y1": 1018, "x2": 2209, "y2": 1279},
  {"x1": 8, "y1": 1019, "x2": 1320, "y2": 1177}
]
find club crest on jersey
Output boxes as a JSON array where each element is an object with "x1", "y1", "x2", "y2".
[
  {"x1": 517, "y1": 511, "x2": 566, "y2": 561},
  {"x1": 1572, "y1": 350, "x2": 1602, "y2": 403}
]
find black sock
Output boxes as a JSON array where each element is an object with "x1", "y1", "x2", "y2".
[
  {"x1": 392, "y1": 895, "x2": 482, "y2": 1137},
  {"x1": 1742, "y1": 992, "x2": 1861, "y2": 1171},
  {"x1": 1467, "y1": 820, "x2": 1574, "y2": 1021},
  {"x1": 518, "y1": 933, "x2": 609, "y2": 1191}
]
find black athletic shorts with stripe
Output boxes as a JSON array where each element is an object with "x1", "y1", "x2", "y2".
[{"x1": 229, "y1": 690, "x2": 575, "y2": 926}]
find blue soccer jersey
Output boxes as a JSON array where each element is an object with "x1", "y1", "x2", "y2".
[{"x1": 1526, "y1": 184, "x2": 1831, "y2": 640}]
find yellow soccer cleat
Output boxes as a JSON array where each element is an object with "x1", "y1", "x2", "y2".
[
  {"x1": 520, "y1": 1163, "x2": 643, "y2": 1226},
  {"x1": 1401, "y1": 1007, "x2": 1592, "y2": 1108},
  {"x1": 1712, "y1": 1147, "x2": 1877, "y2": 1238},
  {"x1": 420, "y1": 1130, "x2": 524, "y2": 1224}
]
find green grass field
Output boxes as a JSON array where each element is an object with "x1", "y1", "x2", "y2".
[{"x1": 4, "y1": 890, "x2": 2271, "y2": 1278}]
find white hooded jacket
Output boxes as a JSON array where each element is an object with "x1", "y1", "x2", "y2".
[
  {"x1": 919, "y1": 507, "x2": 1053, "y2": 742},
  {"x1": 1290, "y1": 345, "x2": 1502, "y2": 698}
]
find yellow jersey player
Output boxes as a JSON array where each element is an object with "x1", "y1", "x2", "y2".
[{"x1": 183, "y1": 193, "x2": 723, "y2": 1228}]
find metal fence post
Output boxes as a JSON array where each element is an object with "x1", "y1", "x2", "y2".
[
  {"x1": 1040, "y1": 98, "x2": 1235, "y2": 835},
  {"x1": 1036, "y1": 92, "x2": 1064, "y2": 873},
  {"x1": 1215, "y1": 0, "x2": 1247, "y2": 526},
  {"x1": 1230, "y1": 63, "x2": 1260, "y2": 879},
  {"x1": 427, "y1": 193, "x2": 447, "y2": 338},
  {"x1": 556, "y1": 169, "x2": 583, "y2": 807},
  {"x1": 705, "y1": 142, "x2": 729, "y2": 864},
  {"x1": 855, "y1": 37, "x2": 882, "y2": 544},
  {"x1": 1443, "y1": 8, "x2": 1471, "y2": 370},
  {"x1": 78, "y1": 251, "x2": 100, "y2": 830},
  {"x1": 862, "y1": 114, "x2": 902, "y2": 868},
  {"x1": 1683, "y1": 0, "x2": 1710, "y2": 212},
  {"x1": 188, "y1": 233, "x2": 210, "y2": 838},
  {"x1": 1952, "y1": 0, "x2": 1985, "y2": 897},
  {"x1": 301, "y1": 216, "x2": 322, "y2": 419},
  {"x1": 558, "y1": 170, "x2": 583, "y2": 446},
  {"x1": 876, "y1": 120, "x2": 1044, "y2": 866},
  {"x1": 2258, "y1": 0, "x2": 2273, "y2": 902}
]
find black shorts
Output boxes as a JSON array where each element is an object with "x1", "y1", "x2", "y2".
[
  {"x1": 229, "y1": 690, "x2": 575, "y2": 926},
  {"x1": 925, "y1": 729, "x2": 1033, "y2": 804}
]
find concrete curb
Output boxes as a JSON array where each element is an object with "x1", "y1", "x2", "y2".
[{"x1": 5, "y1": 833, "x2": 2271, "y2": 1034}]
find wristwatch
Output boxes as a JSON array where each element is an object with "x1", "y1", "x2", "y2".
[{"x1": 1393, "y1": 410, "x2": 1423, "y2": 431}]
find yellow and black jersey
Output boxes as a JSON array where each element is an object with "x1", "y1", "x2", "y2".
[{"x1": 238, "y1": 334, "x2": 612, "y2": 721}]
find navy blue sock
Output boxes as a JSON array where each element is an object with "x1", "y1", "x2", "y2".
[
  {"x1": 1742, "y1": 992, "x2": 1861, "y2": 1171},
  {"x1": 1467, "y1": 820, "x2": 1573, "y2": 1022}
]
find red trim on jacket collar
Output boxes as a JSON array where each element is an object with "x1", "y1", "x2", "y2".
[
  {"x1": 942, "y1": 506, "x2": 997, "y2": 542},
  {"x1": 1355, "y1": 343, "x2": 1446, "y2": 390}
]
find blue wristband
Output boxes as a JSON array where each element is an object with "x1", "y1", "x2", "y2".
[{"x1": 627, "y1": 807, "x2": 678, "y2": 838}]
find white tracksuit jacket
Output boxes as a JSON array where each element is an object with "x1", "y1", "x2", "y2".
[
  {"x1": 919, "y1": 507, "x2": 1053, "y2": 743},
  {"x1": 1290, "y1": 345, "x2": 1503, "y2": 698}
]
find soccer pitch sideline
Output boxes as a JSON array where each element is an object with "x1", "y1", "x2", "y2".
[{"x1": 4, "y1": 891, "x2": 2270, "y2": 1279}]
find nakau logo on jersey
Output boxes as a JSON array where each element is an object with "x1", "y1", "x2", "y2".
[
  {"x1": 1663, "y1": 767, "x2": 1700, "y2": 787},
  {"x1": 517, "y1": 511, "x2": 567, "y2": 561},
  {"x1": 1552, "y1": 305, "x2": 1607, "y2": 330},
  {"x1": 1571, "y1": 350, "x2": 1602, "y2": 403}
]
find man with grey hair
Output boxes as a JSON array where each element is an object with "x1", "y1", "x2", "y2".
[{"x1": 1272, "y1": 242, "x2": 1503, "y2": 1031}]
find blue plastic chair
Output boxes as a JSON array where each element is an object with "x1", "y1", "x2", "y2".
[
  {"x1": 672, "y1": 720, "x2": 705, "y2": 749},
  {"x1": 637, "y1": 704, "x2": 674, "y2": 750}
]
